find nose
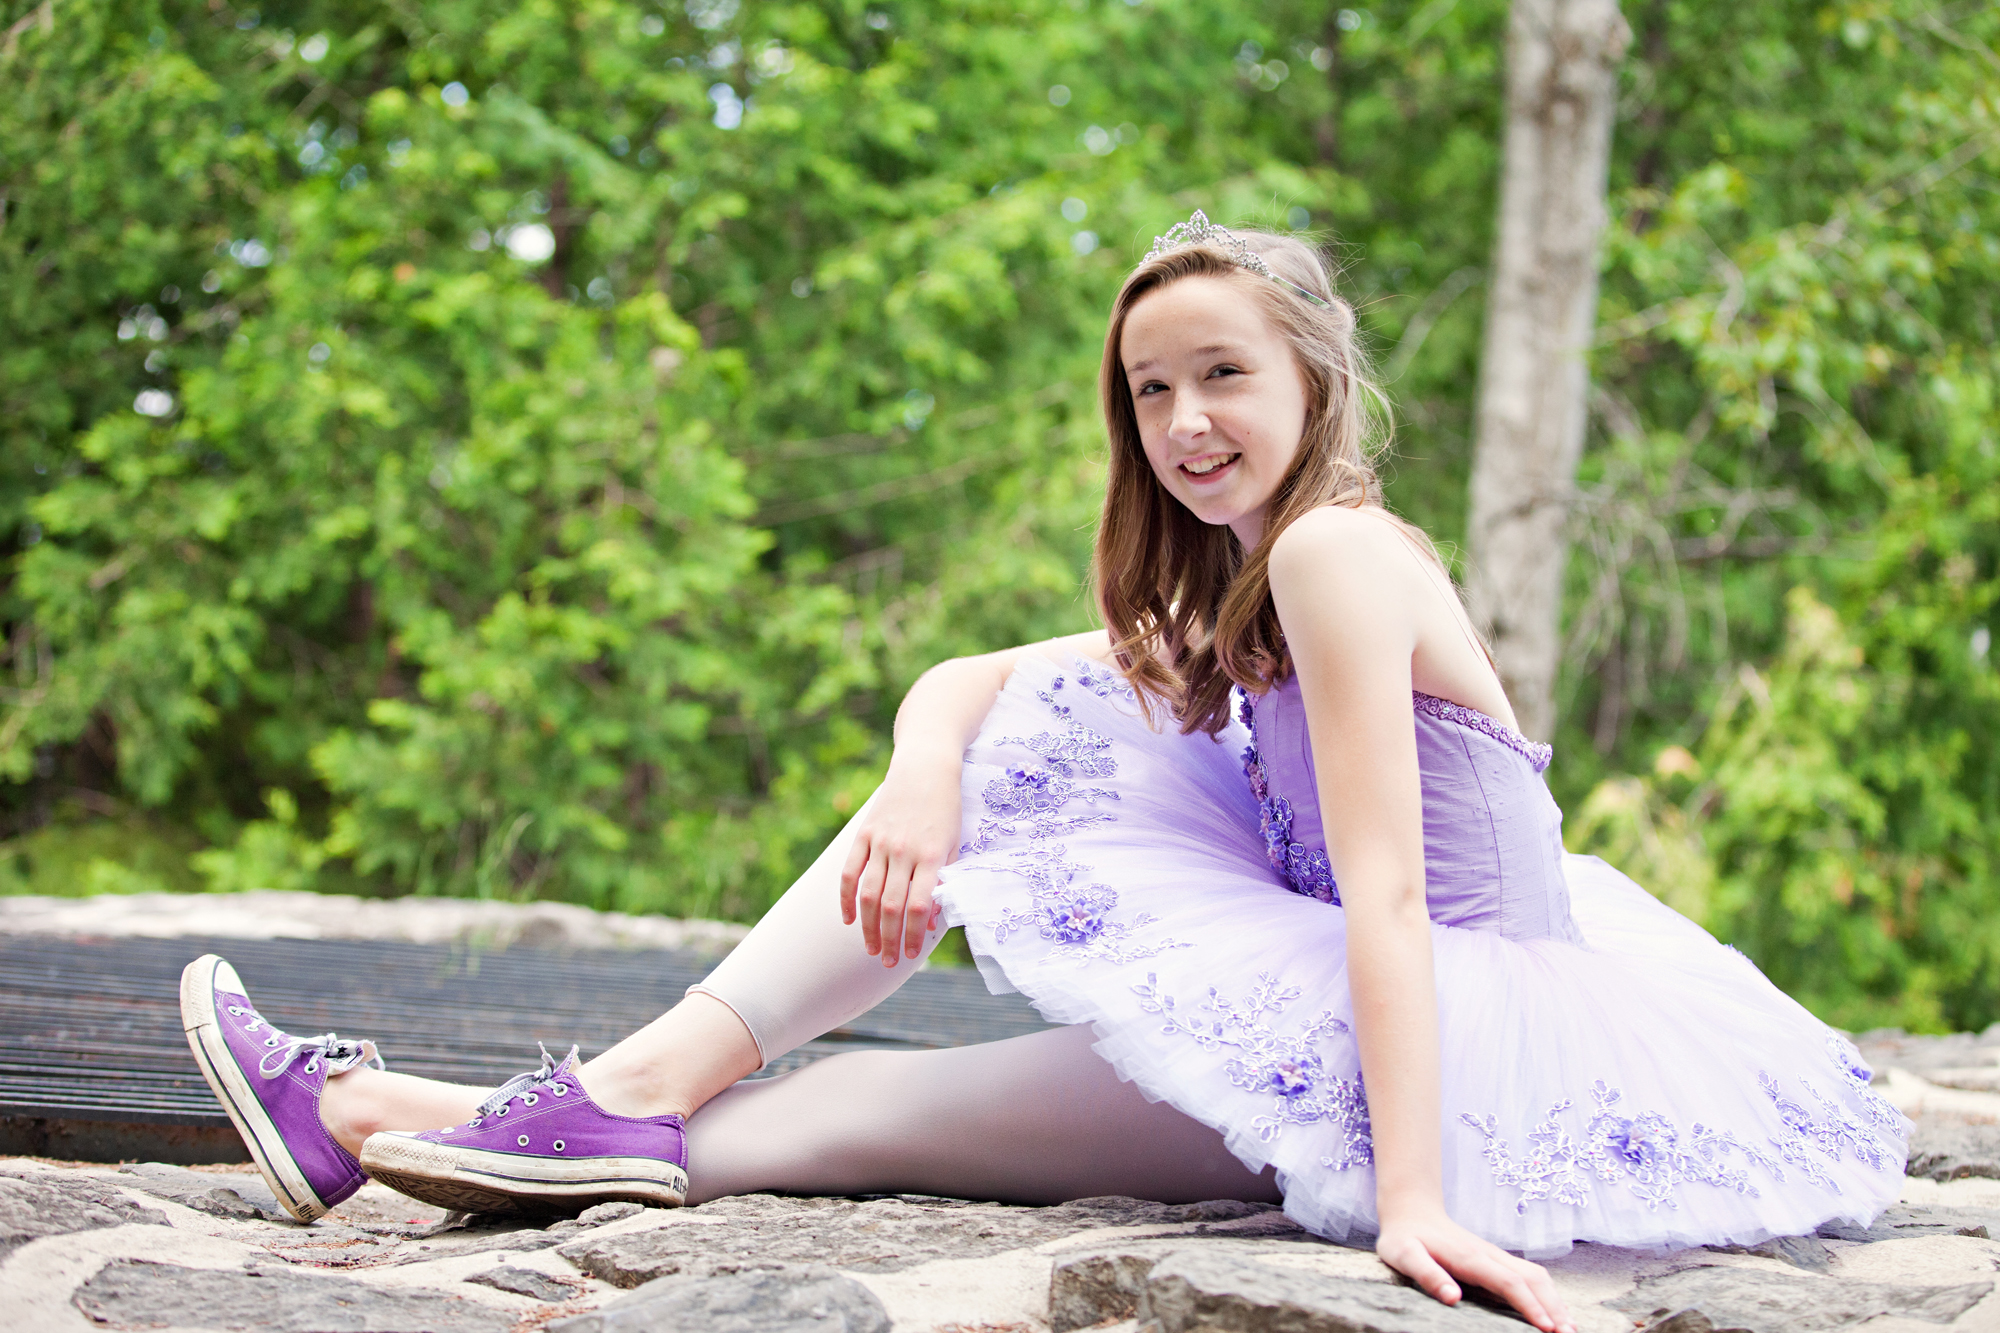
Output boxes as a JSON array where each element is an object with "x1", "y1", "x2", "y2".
[{"x1": 1167, "y1": 389, "x2": 1209, "y2": 445}]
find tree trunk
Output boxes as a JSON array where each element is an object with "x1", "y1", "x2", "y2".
[{"x1": 1464, "y1": 0, "x2": 1629, "y2": 741}]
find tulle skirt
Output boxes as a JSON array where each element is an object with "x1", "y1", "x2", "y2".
[{"x1": 931, "y1": 656, "x2": 1910, "y2": 1258}]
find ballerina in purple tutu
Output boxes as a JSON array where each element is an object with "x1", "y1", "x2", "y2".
[{"x1": 180, "y1": 212, "x2": 1908, "y2": 1333}]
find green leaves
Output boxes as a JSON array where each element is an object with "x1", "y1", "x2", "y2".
[
  {"x1": 4, "y1": 0, "x2": 1996, "y2": 1030},
  {"x1": 1564, "y1": 0, "x2": 2000, "y2": 1028}
]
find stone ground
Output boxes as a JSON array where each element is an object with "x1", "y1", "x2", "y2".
[
  {"x1": 7, "y1": 895, "x2": 2000, "y2": 1331},
  {"x1": 9, "y1": 1050, "x2": 2000, "y2": 1332},
  {"x1": 0, "y1": 892, "x2": 750, "y2": 955}
]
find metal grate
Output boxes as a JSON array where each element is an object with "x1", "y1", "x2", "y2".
[{"x1": 0, "y1": 933, "x2": 1052, "y2": 1162}]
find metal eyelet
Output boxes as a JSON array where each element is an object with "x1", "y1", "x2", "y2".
[
  {"x1": 305, "y1": 1061, "x2": 319, "y2": 1074},
  {"x1": 264, "y1": 1037, "x2": 280, "y2": 1047},
  {"x1": 227, "y1": 1006, "x2": 244, "y2": 1016},
  {"x1": 551, "y1": 1084, "x2": 569, "y2": 1097},
  {"x1": 552, "y1": 1140, "x2": 565, "y2": 1152},
  {"x1": 468, "y1": 1118, "x2": 481, "y2": 1128},
  {"x1": 496, "y1": 1105, "x2": 509, "y2": 1116},
  {"x1": 517, "y1": 1135, "x2": 529, "y2": 1147},
  {"x1": 523, "y1": 1092, "x2": 539, "y2": 1106}
]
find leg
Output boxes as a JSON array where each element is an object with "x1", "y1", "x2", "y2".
[
  {"x1": 318, "y1": 1069, "x2": 486, "y2": 1156},
  {"x1": 320, "y1": 787, "x2": 939, "y2": 1152},
  {"x1": 686, "y1": 1025, "x2": 1283, "y2": 1206}
]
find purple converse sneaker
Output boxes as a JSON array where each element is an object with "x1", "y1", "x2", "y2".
[
  {"x1": 179, "y1": 953, "x2": 383, "y2": 1223},
  {"x1": 360, "y1": 1045, "x2": 687, "y2": 1217}
]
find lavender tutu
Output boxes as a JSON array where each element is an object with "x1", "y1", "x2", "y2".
[{"x1": 932, "y1": 655, "x2": 1909, "y2": 1258}]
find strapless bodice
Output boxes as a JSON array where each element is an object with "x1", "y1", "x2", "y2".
[{"x1": 1241, "y1": 675, "x2": 1582, "y2": 943}]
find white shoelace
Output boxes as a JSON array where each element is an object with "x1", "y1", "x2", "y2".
[
  {"x1": 473, "y1": 1042, "x2": 580, "y2": 1118},
  {"x1": 256, "y1": 1031, "x2": 383, "y2": 1080}
]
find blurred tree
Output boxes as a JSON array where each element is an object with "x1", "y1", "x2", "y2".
[{"x1": 1462, "y1": 0, "x2": 1628, "y2": 741}]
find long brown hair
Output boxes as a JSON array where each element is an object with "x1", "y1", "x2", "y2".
[{"x1": 1093, "y1": 229, "x2": 1416, "y2": 735}]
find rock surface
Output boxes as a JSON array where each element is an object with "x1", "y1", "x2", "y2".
[
  {"x1": 1856, "y1": 1025, "x2": 2000, "y2": 1090},
  {"x1": 7, "y1": 1027, "x2": 2000, "y2": 1329},
  {"x1": 112, "y1": 1159, "x2": 287, "y2": 1220},
  {"x1": 551, "y1": 1264, "x2": 893, "y2": 1333},
  {"x1": 1713, "y1": 1233, "x2": 1834, "y2": 1271},
  {"x1": 1139, "y1": 1247, "x2": 1523, "y2": 1332},
  {"x1": 1609, "y1": 1263, "x2": 1993, "y2": 1332},
  {"x1": 1815, "y1": 1201, "x2": 2000, "y2": 1243},
  {"x1": 72, "y1": 1257, "x2": 515, "y2": 1331},
  {"x1": 1905, "y1": 1117, "x2": 2000, "y2": 1183},
  {"x1": 0, "y1": 1167, "x2": 167, "y2": 1259},
  {"x1": 558, "y1": 1194, "x2": 1300, "y2": 1287},
  {"x1": 5, "y1": 1159, "x2": 2000, "y2": 1332},
  {"x1": 0, "y1": 889, "x2": 748, "y2": 954},
  {"x1": 466, "y1": 1263, "x2": 586, "y2": 1301}
]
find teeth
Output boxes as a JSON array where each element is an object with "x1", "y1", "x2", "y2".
[{"x1": 1184, "y1": 455, "x2": 1236, "y2": 476}]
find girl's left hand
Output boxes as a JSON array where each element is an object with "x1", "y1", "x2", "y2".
[{"x1": 1375, "y1": 1207, "x2": 1574, "y2": 1333}]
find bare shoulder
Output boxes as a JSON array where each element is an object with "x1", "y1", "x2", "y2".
[
  {"x1": 1021, "y1": 627, "x2": 1115, "y2": 667},
  {"x1": 1267, "y1": 505, "x2": 1422, "y2": 598}
]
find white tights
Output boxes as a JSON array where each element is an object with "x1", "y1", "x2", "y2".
[{"x1": 680, "y1": 798, "x2": 1281, "y2": 1207}]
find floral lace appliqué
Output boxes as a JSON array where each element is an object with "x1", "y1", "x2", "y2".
[
  {"x1": 1461, "y1": 1081, "x2": 1779, "y2": 1215},
  {"x1": 961, "y1": 764, "x2": 1118, "y2": 857},
  {"x1": 1413, "y1": 691, "x2": 1553, "y2": 773},
  {"x1": 964, "y1": 672, "x2": 1187, "y2": 965},
  {"x1": 991, "y1": 845, "x2": 1178, "y2": 963},
  {"x1": 961, "y1": 676, "x2": 1122, "y2": 856},
  {"x1": 1237, "y1": 692, "x2": 1339, "y2": 904},
  {"x1": 1463, "y1": 1034, "x2": 1904, "y2": 1215},
  {"x1": 1826, "y1": 1034, "x2": 1908, "y2": 1135},
  {"x1": 1758, "y1": 1035, "x2": 1906, "y2": 1186},
  {"x1": 1134, "y1": 971, "x2": 1372, "y2": 1169},
  {"x1": 1074, "y1": 661, "x2": 1137, "y2": 701}
]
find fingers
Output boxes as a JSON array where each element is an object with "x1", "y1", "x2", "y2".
[
  {"x1": 1381, "y1": 1236, "x2": 1459, "y2": 1306},
  {"x1": 902, "y1": 862, "x2": 940, "y2": 960},
  {"x1": 1513, "y1": 1260, "x2": 1570, "y2": 1333},
  {"x1": 838, "y1": 832, "x2": 872, "y2": 926},
  {"x1": 841, "y1": 823, "x2": 948, "y2": 967},
  {"x1": 1381, "y1": 1225, "x2": 1570, "y2": 1333},
  {"x1": 854, "y1": 844, "x2": 888, "y2": 956},
  {"x1": 1454, "y1": 1251, "x2": 1564, "y2": 1333},
  {"x1": 1526, "y1": 1261, "x2": 1569, "y2": 1331},
  {"x1": 875, "y1": 849, "x2": 913, "y2": 968}
]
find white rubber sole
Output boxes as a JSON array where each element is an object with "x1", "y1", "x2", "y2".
[
  {"x1": 180, "y1": 954, "x2": 330, "y2": 1223},
  {"x1": 361, "y1": 1132, "x2": 688, "y2": 1217}
]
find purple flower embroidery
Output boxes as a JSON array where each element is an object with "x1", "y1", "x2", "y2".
[
  {"x1": 1464, "y1": 1081, "x2": 1778, "y2": 1214},
  {"x1": 1413, "y1": 691, "x2": 1553, "y2": 773},
  {"x1": 1237, "y1": 690, "x2": 1340, "y2": 904},
  {"x1": 1758, "y1": 1042, "x2": 1906, "y2": 1179},
  {"x1": 1041, "y1": 888, "x2": 1114, "y2": 945},
  {"x1": 1075, "y1": 661, "x2": 1136, "y2": 700},
  {"x1": 1256, "y1": 1052, "x2": 1324, "y2": 1100},
  {"x1": 968, "y1": 672, "x2": 1189, "y2": 966},
  {"x1": 1134, "y1": 971, "x2": 1370, "y2": 1169}
]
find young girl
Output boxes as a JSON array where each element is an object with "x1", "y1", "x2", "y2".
[{"x1": 181, "y1": 215, "x2": 1909, "y2": 1333}]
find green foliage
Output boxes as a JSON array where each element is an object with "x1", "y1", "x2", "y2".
[
  {"x1": 1562, "y1": 1, "x2": 2000, "y2": 1029},
  {"x1": 0, "y1": 801, "x2": 207, "y2": 897},
  {"x1": 3, "y1": 1, "x2": 1997, "y2": 1028},
  {"x1": 2, "y1": 0, "x2": 1509, "y2": 919}
]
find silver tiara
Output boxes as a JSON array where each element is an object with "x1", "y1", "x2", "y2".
[{"x1": 1143, "y1": 210, "x2": 1331, "y2": 308}]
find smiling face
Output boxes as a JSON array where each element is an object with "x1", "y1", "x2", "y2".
[{"x1": 1119, "y1": 274, "x2": 1311, "y2": 549}]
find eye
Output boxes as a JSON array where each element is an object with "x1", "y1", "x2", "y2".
[
  {"x1": 1135, "y1": 380, "x2": 1168, "y2": 397},
  {"x1": 1206, "y1": 364, "x2": 1243, "y2": 379}
]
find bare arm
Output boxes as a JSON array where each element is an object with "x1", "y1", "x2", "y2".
[
  {"x1": 842, "y1": 630, "x2": 1111, "y2": 964},
  {"x1": 887, "y1": 629, "x2": 1111, "y2": 770},
  {"x1": 1268, "y1": 510, "x2": 1571, "y2": 1333}
]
